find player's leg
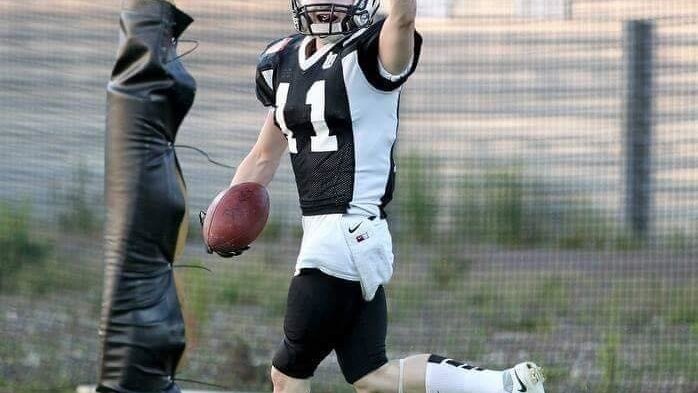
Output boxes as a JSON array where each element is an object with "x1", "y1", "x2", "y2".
[
  {"x1": 270, "y1": 366, "x2": 311, "y2": 393},
  {"x1": 353, "y1": 355, "x2": 545, "y2": 393},
  {"x1": 271, "y1": 269, "x2": 353, "y2": 393},
  {"x1": 335, "y1": 285, "x2": 390, "y2": 389},
  {"x1": 336, "y1": 286, "x2": 544, "y2": 393}
]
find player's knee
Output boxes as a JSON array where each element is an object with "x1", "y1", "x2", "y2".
[
  {"x1": 353, "y1": 381, "x2": 379, "y2": 393},
  {"x1": 352, "y1": 366, "x2": 391, "y2": 393},
  {"x1": 271, "y1": 367, "x2": 309, "y2": 393},
  {"x1": 270, "y1": 367, "x2": 289, "y2": 392}
]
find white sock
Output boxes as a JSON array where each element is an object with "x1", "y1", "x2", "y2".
[{"x1": 425, "y1": 355, "x2": 506, "y2": 393}]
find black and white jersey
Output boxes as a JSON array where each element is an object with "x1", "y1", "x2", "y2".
[{"x1": 256, "y1": 19, "x2": 422, "y2": 218}]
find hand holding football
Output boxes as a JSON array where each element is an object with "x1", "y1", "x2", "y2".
[{"x1": 201, "y1": 182, "x2": 270, "y2": 256}]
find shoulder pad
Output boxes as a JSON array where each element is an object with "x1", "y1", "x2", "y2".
[{"x1": 258, "y1": 35, "x2": 298, "y2": 71}]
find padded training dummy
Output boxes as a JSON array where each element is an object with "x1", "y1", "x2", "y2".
[{"x1": 98, "y1": 1, "x2": 196, "y2": 391}]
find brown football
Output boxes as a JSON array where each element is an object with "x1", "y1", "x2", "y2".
[{"x1": 202, "y1": 182, "x2": 270, "y2": 253}]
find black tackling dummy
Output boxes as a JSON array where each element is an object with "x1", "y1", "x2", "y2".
[{"x1": 98, "y1": 1, "x2": 196, "y2": 391}]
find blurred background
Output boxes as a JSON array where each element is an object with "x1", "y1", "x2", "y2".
[{"x1": 0, "y1": 0, "x2": 696, "y2": 392}]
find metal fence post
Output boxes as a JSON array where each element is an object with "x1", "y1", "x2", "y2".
[{"x1": 624, "y1": 20, "x2": 654, "y2": 240}]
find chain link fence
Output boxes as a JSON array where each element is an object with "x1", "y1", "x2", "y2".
[{"x1": 1, "y1": 1, "x2": 696, "y2": 392}]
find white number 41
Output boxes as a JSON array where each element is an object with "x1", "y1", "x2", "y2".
[{"x1": 275, "y1": 81, "x2": 338, "y2": 154}]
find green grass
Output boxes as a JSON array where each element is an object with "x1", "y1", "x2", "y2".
[
  {"x1": 0, "y1": 202, "x2": 53, "y2": 293},
  {"x1": 392, "y1": 153, "x2": 652, "y2": 250},
  {"x1": 438, "y1": 271, "x2": 569, "y2": 333},
  {"x1": 178, "y1": 256, "x2": 290, "y2": 320},
  {"x1": 389, "y1": 262, "x2": 579, "y2": 334},
  {"x1": 393, "y1": 152, "x2": 695, "y2": 251},
  {"x1": 1, "y1": 157, "x2": 696, "y2": 392},
  {"x1": 0, "y1": 381, "x2": 76, "y2": 393},
  {"x1": 429, "y1": 252, "x2": 473, "y2": 288},
  {"x1": 454, "y1": 168, "x2": 637, "y2": 250},
  {"x1": 395, "y1": 152, "x2": 440, "y2": 243},
  {"x1": 388, "y1": 264, "x2": 694, "y2": 389},
  {"x1": 598, "y1": 332, "x2": 621, "y2": 393},
  {"x1": 0, "y1": 335, "x2": 88, "y2": 393},
  {"x1": 178, "y1": 262, "x2": 214, "y2": 330},
  {"x1": 258, "y1": 213, "x2": 284, "y2": 242},
  {"x1": 217, "y1": 266, "x2": 289, "y2": 317},
  {"x1": 387, "y1": 277, "x2": 428, "y2": 322},
  {"x1": 666, "y1": 285, "x2": 698, "y2": 325},
  {"x1": 598, "y1": 279, "x2": 698, "y2": 331},
  {"x1": 313, "y1": 381, "x2": 355, "y2": 393},
  {"x1": 180, "y1": 258, "x2": 291, "y2": 326},
  {"x1": 650, "y1": 343, "x2": 698, "y2": 376},
  {"x1": 186, "y1": 212, "x2": 205, "y2": 242},
  {"x1": 57, "y1": 163, "x2": 101, "y2": 236},
  {"x1": 0, "y1": 199, "x2": 106, "y2": 299},
  {"x1": 535, "y1": 363, "x2": 571, "y2": 391}
]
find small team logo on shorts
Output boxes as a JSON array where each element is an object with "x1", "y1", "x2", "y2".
[{"x1": 356, "y1": 232, "x2": 370, "y2": 243}]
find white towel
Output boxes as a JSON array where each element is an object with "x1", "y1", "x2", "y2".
[{"x1": 340, "y1": 214, "x2": 394, "y2": 301}]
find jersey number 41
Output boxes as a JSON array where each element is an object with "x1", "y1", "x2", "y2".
[{"x1": 275, "y1": 81, "x2": 338, "y2": 154}]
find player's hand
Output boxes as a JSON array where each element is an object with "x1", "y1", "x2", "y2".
[
  {"x1": 208, "y1": 246, "x2": 250, "y2": 258},
  {"x1": 199, "y1": 210, "x2": 251, "y2": 258}
]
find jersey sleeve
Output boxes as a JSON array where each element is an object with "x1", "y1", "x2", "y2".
[
  {"x1": 255, "y1": 67, "x2": 274, "y2": 107},
  {"x1": 356, "y1": 19, "x2": 423, "y2": 92},
  {"x1": 255, "y1": 37, "x2": 292, "y2": 107}
]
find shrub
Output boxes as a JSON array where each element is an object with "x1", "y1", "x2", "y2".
[{"x1": 0, "y1": 202, "x2": 52, "y2": 292}]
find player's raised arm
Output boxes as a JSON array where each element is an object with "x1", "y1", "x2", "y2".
[
  {"x1": 231, "y1": 110, "x2": 288, "y2": 187},
  {"x1": 379, "y1": 0, "x2": 417, "y2": 75}
]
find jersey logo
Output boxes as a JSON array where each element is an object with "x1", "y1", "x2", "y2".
[
  {"x1": 514, "y1": 370, "x2": 527, "y2": 392},
  {"x1": 349, "y1": 222, "x2": 362, "y2": 233},
  {"x1": 322, "y1": 52, "x2": 338, "y2": 69},
  {"x1": 356, "y1": 232, "x2": 370, "y2": 243}
]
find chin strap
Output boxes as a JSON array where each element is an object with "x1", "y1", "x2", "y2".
[{"x1": 317, "y1": 33, "x2": 345, "y2": 45}]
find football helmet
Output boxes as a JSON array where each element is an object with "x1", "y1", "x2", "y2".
[{"x1": 290, "y1": 0, "x2": 380, "y2": 36}]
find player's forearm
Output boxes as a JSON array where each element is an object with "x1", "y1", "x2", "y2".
[
  {"x1": 388, "y1": 0, "x2": 417, "y2": 26},
  {"x1": 231, "y1": 152, "x2": 280, "y2": 187},
  {"x1": 380, "y1": 0, "x2": 417, "y2": 75}
]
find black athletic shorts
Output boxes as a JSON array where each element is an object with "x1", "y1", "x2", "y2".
[{"x1": 272, "y1": 268, "x2": 388, "y2": 384}]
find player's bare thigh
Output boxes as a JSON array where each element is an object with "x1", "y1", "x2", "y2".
[{"x1": 271, "y1": 366, "x2": 312, "y2": 393}]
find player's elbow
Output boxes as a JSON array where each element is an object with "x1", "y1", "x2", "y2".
[
  {"x1": 388, "y1": 13, "x2": 415, "y2": 32},
  {"x1": 395, "y1": 16, "x2": 415, "y2": 30}
]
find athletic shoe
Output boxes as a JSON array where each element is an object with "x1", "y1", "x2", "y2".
[{"x1": 502, "y1": 362, "x2": 545, "y2": 393}]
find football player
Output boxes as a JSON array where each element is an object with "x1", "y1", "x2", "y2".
[{"x1": 229, "y1": 1, "x2": 547, "y2": 393}]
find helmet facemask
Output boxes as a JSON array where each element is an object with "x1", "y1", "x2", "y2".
[{"x1": 291, "y1": 0, "x2": 379, "y2": 37}]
